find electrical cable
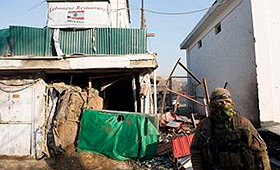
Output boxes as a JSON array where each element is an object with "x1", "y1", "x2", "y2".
[
  {"x1": 144, "y1": 7, "x2": 210, "y2": 15},
  {"x1": 112, "y1": 1, "x2": 225, "y2": 16},
  {"x1": 0, "y1": 79, "x2": 40, "y2": 93},
  {"x1": 28, "y1": 0, "x2": 45, "y2": 11}
]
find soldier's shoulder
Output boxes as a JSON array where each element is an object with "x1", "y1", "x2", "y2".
[
  {"x1": 198, "y1": 117, "x2": 211, "y2": 128},
  {"x1": 233, "y1": 114, "x2": 252, "y2": 127}
]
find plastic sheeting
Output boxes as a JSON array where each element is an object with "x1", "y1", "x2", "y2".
[{"x1": 78, "y1": 110, "x2": 159, "y2": 160}]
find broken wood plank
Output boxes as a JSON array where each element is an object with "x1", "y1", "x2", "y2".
[{"x1": 166, "y1": 88, "x2": 205, "y2": 107}]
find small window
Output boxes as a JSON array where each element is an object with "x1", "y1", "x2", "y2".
[
  {"x1": 198, "y1": 40, "x2": 202, "y2": 49},
  {"x1": 215, "y1": 23, "x2": 221, "y2": 35}
]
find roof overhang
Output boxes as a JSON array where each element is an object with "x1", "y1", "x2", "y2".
[
  {"x1": 0, "y1": 54, "x2": 157, "y2": 74},
  {"x1": 180, "y1": 0, "x2": 239, "y2": 50}
]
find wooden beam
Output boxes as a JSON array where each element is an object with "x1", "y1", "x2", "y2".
[
  {"x1": 166, "y1": 88, "x2": 205, "y2": 106},
  {"x1": 178, "y1": 62, "x2": 201, "y2": 84}
]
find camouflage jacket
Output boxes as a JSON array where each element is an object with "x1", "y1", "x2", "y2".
[{"x1": 191, "y1": 114, "x2": 271, "y2": 170}]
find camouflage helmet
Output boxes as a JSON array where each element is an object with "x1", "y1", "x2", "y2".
[{"x1": 210, "y1": 87, "x2": 232, "y2": 104}]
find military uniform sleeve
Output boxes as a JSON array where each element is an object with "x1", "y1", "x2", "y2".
[
  {"x1": 246, "y1": 120, "x2": 271, "y2": 170},
  {"x1": 191, "y1": 120, "x2": 206, "y2": 170}
]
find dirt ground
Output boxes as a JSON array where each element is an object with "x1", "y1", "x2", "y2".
[{"x1": 0, "y1": 152, "x2": 138, "y2": 170}]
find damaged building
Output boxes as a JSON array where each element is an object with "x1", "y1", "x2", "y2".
[{"x1": 0, "y1": 0, "x2": 158, "y2": 158}]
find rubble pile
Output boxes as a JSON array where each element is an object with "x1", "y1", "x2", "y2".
[
  {"x1": 46, "y1": 82, "x2": 104, "y2": 158},
  {"x1": 44, "y1": 59, "x2": 202, "y2": 169},
  {"x1": 44, "y1": 80, "x2": 198, "y2": 169},
  {"x1": 259, "y1": 130, "x2": 280, "y2": 169},
  {"x1": 131, "y1": 155, "x2": 174, "y2": 170}
]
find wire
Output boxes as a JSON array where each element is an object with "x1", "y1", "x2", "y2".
[
  {"x1": 112, "y1": 1, "x2": 225, "y2": 16},
  {"x1": 144, "y1": 7, "x2": 210, "y2": 15},
  {"x1": 0, "y1": 79, "x2": 40, "y2": 86},
  {"x1": 28, "y1": 0, "x2": 45, "y2": 11},
  {"x1": 0, "y1": 79, "x2": 40, "y2": 93}
]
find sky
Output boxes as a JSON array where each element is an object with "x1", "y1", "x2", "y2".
[{"x1": 0, "y1": 0, "x2": 214, "y2": 76}]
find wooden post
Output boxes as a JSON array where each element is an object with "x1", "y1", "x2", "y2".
[
  {"x1": 160, "y1": 58, "x2": 181, "y2": 114},
  {"x1": 141, "y1": 0, "x2": 145, "y2": 29},
  {"x1": 202, "y1": 78, "x2": 210, "y2": 117}
]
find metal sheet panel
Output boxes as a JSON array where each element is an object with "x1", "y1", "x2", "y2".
[
  {"x1": 59, "y1": 29, "x2": 95, "y2": 55},
  {"x1": 0, "y1": 83, "x2": 34, "y2": 122},
  {"x1": 0, "y1": 29, "x2": 10, "y2": 56},
  {"x1": 95, "y1": 28, "x2": 146, "y2": 55},
  {"x1": 10, "y1": 26, "x2": 53, "y2": 56},
  {"x1": 0, "y1": 124, "x2": 31, "y2": 156},
  {"x1": 0, "y1": 79, "x2": 46, "y2": 156},
  {"x1": 8, "y1": 26, "x2": 146, "y2": 56}
]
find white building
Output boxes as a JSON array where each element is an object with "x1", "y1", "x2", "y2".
[{"x1": 180, "y1": 0, "x2": 280, "y2": 126}]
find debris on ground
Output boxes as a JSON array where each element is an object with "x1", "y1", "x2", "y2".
[{"x1": 0, "y1": 60, "x2": 203, "y2": 169}]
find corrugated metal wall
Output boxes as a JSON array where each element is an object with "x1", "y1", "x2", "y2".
[
  {"x1": 0, "y1": 29, "x2": 10, "y2": 56},
  {"x1": 95, "y1": 28, "x2": 146, "y2": 55},
  {"x1": 10, "y1": 26, "x2": 53, "y2": 56},
  {"x1": 59, "y1": 29, "x2": 95, "y2": 55},
  {"x1": 1, "y1": 26, "x2": 146, "y2": 56}
]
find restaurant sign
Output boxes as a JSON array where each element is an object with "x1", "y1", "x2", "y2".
[{"x1": 47, "y1": 2, "x2": 110, "y2": 28}]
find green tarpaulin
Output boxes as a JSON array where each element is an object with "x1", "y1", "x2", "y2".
[{"x1": 78, "y1": 110, "x2": 159, "y2": 160}]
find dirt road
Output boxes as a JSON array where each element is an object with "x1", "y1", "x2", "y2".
[{"x1": 0, "y1": 152, "x2": 134, "y2": 170}]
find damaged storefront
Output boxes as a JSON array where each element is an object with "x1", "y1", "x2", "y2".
[
  {"x1": 0, "y1": 68, "x2": 159, "y2": 159},
  {"x1": 0, "y1": 24, "x2": 158, "y2": 159}
]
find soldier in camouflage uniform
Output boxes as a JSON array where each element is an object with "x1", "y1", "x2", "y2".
[{"x1": 191, "y1": 88, "x2": 271, "y2": 170}]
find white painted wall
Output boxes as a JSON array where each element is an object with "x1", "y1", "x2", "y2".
[
  {"x1": 251, "y1": 0, "x2": 280, "y2": 122},
  {"x1": 186, "y1": 0, "x2": 260, "y2": 125},
  {"x1": 110, "y1": 0, "x2": 130, "y2": 28}
]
